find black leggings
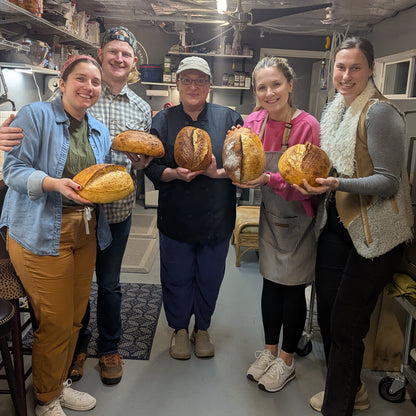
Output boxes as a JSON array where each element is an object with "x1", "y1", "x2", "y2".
[{"x1": 261, "y1": 278, "x2": 307, "y2": 353}]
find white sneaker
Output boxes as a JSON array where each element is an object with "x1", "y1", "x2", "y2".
[
  {"x1": 247, "y1": 349, "x2": 276, "y2": 381},
  {"x1": 258, "y1": 358, "x2": 295, "y2": 392},
  {"x1": 35, "y1": 398, "x2": 66, "y2": 416},
  {"x1": 60, "y1": 379, "x2": 96, "y2": 411}
]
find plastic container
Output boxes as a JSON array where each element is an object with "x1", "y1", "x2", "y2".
[{"x1": 139, "y1": 65, "x2": 162, "y2": 82}]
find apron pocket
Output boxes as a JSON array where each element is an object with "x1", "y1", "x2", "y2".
[{"x1": 260, "y1": 211, "x2": 301, "y2": 253}]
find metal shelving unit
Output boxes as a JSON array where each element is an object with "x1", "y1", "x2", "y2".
[{"x1": 0, "y1": 0, "x2": 97, "y2": 50}]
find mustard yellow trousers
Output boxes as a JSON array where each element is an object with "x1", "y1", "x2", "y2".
[{"x1": 7, "y1": 208, "x2": 97, "y2": 402}]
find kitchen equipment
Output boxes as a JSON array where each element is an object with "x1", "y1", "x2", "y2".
[{"x1": 0, "y1": 68, "x2": 16, "y2": 111}]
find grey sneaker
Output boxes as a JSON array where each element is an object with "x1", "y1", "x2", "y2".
[
  {"x1": 247, "y1": 349, "x2": 276, "y2": 381},
  {"x1": 60, "y1": 379, "x2": 96, "y2": 411},
  {"x1": 170, "y1": 329, "x2": 191, "y2": 359},
  {"x1": 35, "y1": 399, "x2": 66, "y2": 416},
  {"x1": 310, "y1": 382, "x2": 370, "y2": 412},
  {"x1": 190, "y1": 329, "x2": 215, "y2": 358},
  {"x1": 258, "y1": 358, "x2": 295, "y2": 392}
]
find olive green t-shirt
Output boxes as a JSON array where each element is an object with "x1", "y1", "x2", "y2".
[{"x1": 62, "y1": 113, "x2": 96, "y2": 207}]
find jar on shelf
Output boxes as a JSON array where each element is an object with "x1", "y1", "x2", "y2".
[
  {"x1": 163, "y1": 56, "x2": 172, "y2": 73},
  {"x1": 222, "y1": 73, "x2": 229, "y2": 86},
  {"x1": 234, "y1": 72, "x2": 240, "y2": 86},
  {"x1": 244, "y1": 73, "x2": 251, "y2": 88}
]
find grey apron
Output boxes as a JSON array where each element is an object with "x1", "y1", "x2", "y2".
[{"x1": 258, "y1": 111, "x2": 316, "y2": 285}]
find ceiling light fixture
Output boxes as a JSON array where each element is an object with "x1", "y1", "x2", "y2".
[
  {"x1": 321, "y1": 7, "x2": 346, "y2": 25},
  {"x1": 217, "y1": 0, "x2": 227, "y2": 14}
]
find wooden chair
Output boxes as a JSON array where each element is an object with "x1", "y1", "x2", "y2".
[{"x1": 232, "y1": 205, "x2": 260, "y2": 267}]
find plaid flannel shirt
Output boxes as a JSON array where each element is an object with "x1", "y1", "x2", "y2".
[{"x1": 89, "y1": 83, "x2": 152, "y2": 223}]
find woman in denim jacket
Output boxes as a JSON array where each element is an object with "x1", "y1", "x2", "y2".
[{"x1": 0, "y1": 55, "x2": 111, "y2": 416}]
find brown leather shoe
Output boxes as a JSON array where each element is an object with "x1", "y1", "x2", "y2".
[
  {"x1": 68, "y1": 353, "x2": 87, "y2": 382},
  {"x1": 99, "y1": 353, "x2": 124, "y2": 385}
]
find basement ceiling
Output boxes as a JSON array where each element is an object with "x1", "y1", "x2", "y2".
[{"x1": 75, "y1": 0, "x2": 416, "y2": 36}]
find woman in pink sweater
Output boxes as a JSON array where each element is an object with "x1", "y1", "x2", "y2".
[{"x1": 240, "y1": 56, "x2": 320, "y2": 392}]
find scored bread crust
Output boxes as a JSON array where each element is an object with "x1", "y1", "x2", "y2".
[
  {"x1": 222, "y1": 127, "x2": 265, "y2": 184},
  {"x1": 278, "y1": 142, "x2": 331, "y2": 187},
  {"x1": 112, "y1": 130, "x2": 165, "y2": 157},
  {"x1": 174, "y1": 126, "x2": 212, "y2": 171},
  {"x1": 73, "y1": 164, "x2": 134, "y2": 203}
]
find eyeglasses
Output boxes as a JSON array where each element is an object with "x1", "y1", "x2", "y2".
[{"x1": 178, "y1": 77, "x2": 210, "y2": 86}]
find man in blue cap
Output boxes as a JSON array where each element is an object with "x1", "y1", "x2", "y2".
[
  {"x1": 74, "y1": 26, "x2": 152, "y2": 386},
  {"x1": 0, "y1": 26, "x2": 152, "y2": 385}
]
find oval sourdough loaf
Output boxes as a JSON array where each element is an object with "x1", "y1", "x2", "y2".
[
  {"x1": 73, "y1": 164, "x2": 134, "y2": 203},
  {"x1": 112, "y1": 130, "x2": 165, "y2": 157},
  {"x1": 222, "y1": 127, "x2": 265, "y2": 184}
]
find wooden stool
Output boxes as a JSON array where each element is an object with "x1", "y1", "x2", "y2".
[
  {"x1": 0, "y1": 298, "x2": 25, "y2": 416},
  {"x1": 232, "y1": 206, "x2": 260, "y2": 267},
  {"x1": 0, "y1": 180, "x2": 32, "y2": 416}
]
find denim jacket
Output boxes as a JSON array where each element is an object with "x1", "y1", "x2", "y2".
[{"x1": 0, "y1": 97, "x2": 112, "y2": 255}]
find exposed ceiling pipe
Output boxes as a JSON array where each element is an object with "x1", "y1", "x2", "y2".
[{"x1": 99, "y1": 12, "x2": 228, "y2": 25}]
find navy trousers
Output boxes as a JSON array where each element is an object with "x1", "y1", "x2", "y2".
[
  {"x1": 95, "y1": 215, "x2": 132, "y2": 356},
  {"x1": 159, "y1": 232, "x2": 230, "y2": 331}
]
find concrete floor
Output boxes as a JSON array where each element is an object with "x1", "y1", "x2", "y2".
[{"x1": 1, "y1": 202, "x2": 416, "y2": 416}]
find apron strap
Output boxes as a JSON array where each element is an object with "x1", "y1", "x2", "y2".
[
  {"x1": 258, "y1": 108, "x2": 296, "y2": 151},
  {"x1": 259, "y1": 113, "x2": 268, "y2": 140},
  {"x1": 281, "y1": 107, "x2": 296, "y2": 151}
]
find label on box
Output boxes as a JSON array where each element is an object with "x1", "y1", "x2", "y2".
[{"x1": 163, "y1": 73, "x2": 172, "y2": 83}]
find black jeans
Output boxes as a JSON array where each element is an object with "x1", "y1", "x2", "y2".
[{"x1": 316, "y1": 197, "x2": 404, "y2": 416}]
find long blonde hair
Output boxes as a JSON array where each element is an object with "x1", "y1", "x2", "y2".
[{"x1": 251, "y1": 56, "x2": 295, "y2": 111}]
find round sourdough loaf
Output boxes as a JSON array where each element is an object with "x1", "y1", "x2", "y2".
[
  {"x1": 73, "y1": 164, "x2": 134, "y2": 203},
  {"x1": 278, "y1": 142, "x2": 331, "y2": 187},
  {"x1": 112, "y1": 130, "x2": 165, "y2": 157},
  {"x1": 222, "y1": 127, "x2": 265, "y2": 184},
  {"x1": 174, "y1": 126, "x2": 212, "y2": 171}
]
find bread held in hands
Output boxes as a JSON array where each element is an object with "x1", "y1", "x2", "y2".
[
  {"x1": 112, "y1": 130, "x2": 165, "y2": 157},
  {"x1": 73, "y1": 164, "x2": 134, "y2": 203},
  {"x1": 278, "y1": 142, "x2": 331, "y2": 187},
  {"x1": 222, "y1": 127, "x2": 265, "y2": 184},
  {"x1": 174, "y1": 126, "x2": 212, "y2": 171}
]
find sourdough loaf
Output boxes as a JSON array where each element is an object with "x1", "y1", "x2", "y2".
[
  {"x1": 278, "y1": 142, "x2": 331, "y2": 187},
  {"x1": 174, "y1": 126, "x2": 212, "y2": 171},
  {"x1": 112, "y1": 130, "x2": 165, "y2": 157},
  {"x1": 222, "y1": 127, "x2": 265, "y2": 184},
  {"x1": 73, "y1": 164, "x2": 134, "y2": 203}
]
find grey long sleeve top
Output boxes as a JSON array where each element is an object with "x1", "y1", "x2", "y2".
[{"x1": 337, "y1": 101, "x2": 405, "y2": 199}]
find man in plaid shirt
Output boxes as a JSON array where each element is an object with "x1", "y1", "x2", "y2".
[
  {"x1": 0, "y1": 26, "x2": 152, "y2": 386},
  {"x1": 83, "y1": 26, "x2": 152, "y2": 385}
]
